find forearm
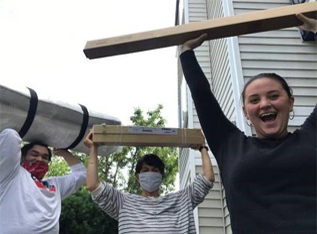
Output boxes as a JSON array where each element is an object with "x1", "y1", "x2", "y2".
[
  {"x1": 201, "y1": 148, "x2": 215, "y2": 182},
  {"x1": 0, "y1": 129, "x2": 22, "y2": 182},
  {"x1": 61, "y1": 150, "x2": 82, "y2": 166},
  {"x1": 180, "y1": 51, "x2": 237, "y2": 151},
  {"x1": 86, "y1": 145, "x2": 100, "y2": 191}
]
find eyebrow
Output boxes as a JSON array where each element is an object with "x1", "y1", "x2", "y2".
[
  {"x1": 248, "y1": 90, "x2": 280, "y2": 98},
  {"x1": 30, "y1": 150, "x2": 49, "y2": 158}
]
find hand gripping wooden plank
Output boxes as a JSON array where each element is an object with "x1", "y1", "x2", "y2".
[{"x1": 84, "y1": 2, "x2": 317, "y2": 59}]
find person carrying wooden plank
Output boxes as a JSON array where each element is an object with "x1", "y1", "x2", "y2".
[
  {"x1": 179, "y1": 14, "x2": 316, "y2": 234},
  {"x1": 0, "y1": 129, "x2": 87, "y2": 234},
  {"x1": 84, "y1": 131, "x2": 215, "y2": 234}
]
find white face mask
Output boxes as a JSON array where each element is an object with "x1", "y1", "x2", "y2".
[{"x1": 139, "y1": 171, "x2": 162, "y2": 193}]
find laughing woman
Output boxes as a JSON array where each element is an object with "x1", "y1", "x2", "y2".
[{"x1": 179, "y1": 29, "x2": 316, "y2": 234}]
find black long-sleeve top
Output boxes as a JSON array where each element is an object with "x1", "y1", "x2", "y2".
[{"x1": 180, "y1": 50, "x2": 316, "y2": 234}]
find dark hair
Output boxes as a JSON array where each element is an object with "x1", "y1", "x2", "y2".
[
  {"x1": 241, "y1": 73, "x2": 293, "y2": 105},
  {"x1": 21, "y1": 142, "x2": 52, "y2": 161},
  {"x1": 135, "y1": 154, "x2": 165, "y2": 175}
]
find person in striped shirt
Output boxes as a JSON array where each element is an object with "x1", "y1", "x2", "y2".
[{"x1": 84, "y1": 131, "x2": 214, "y2": 234}]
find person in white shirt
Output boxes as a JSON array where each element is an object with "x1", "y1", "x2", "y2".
[{"x1": 0, "y1": 128, "x2": 87, "y2": 234}]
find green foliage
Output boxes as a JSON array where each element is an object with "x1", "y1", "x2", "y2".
[
  {"x1": 124, "y1": 105, "x2": 178, "y2": 194},
  {"x1": 45, "y1": 157, "x2": 70, "y2": 177},
  {"x1": 59, "y1": 187, "x2": 118, "y2": 234},
  {"x1": 46, "y1": 152, "x2": 86, "y2": 178}
]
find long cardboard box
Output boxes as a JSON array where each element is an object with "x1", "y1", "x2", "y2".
[
  {"x1": 92, "y1": 125, "x2": 205, "y2": 147},
  {"x1": 84, "y1": 2, "x2": 317, "y2": 59}
]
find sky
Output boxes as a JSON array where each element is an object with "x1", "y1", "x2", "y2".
[{"x1": 0, "y1": 0, "x2": 180, "y2": 128}]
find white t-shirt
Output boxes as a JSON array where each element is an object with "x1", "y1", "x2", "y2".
[{"x1": 0, "y1": 129, "x2": 87, "y2": 234}]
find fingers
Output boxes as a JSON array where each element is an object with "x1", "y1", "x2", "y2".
[
  {"x1": 198, "y1": 33, "x2": 208, "y2": 43},
  {"x1": 296, "y1": 13, "x2": 307, "y2": 22},
  {"x1": 296, "y1": 13, "x2": 317, "y2": 33},
  {"x1": 189, "y1": 33, "x2": 208, "y2": 47},
  {"x1": 181, "y1": 33, "x2": 209, "y2": 53},
  {"x1": 190, "y1": 33, "x2": 208, "y2": 49},
  {"x1": 84, "y1": 130, "x2": 94, "y2": 148},
  {"x1": 53, "y1": 148, "x2": 68, "y2": 157},
  {"x1": 84, "y1": 130, "x2": 93, "y2": 141},
  {"x1": 190, "y1": 144, "x2": 200, "y2": 150},
  {"x1": 53, "y1": 147, "x2": 62, "y2": 154},
  {"x1": 190, "y1": 142, "x2": 206, "y2": 150}
]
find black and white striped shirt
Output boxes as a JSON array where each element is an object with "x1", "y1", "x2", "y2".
[{"x1": 91, "y1": 174, "x2": 213, "y2": 234}]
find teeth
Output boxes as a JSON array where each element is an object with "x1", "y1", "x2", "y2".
[
  {"x1": 260, "y1": 112, "x2": 277, "y2": 122},
  {"x1": 260, "y1": 113, "x2": 275, "y2": 117}
]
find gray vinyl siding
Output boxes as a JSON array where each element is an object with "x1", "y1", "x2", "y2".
[
  {"x1": 179, "y1": 148, "x2": 190, "y2": 183},
  {"x1": 196, "y1": 164, "x2": 225, "y2": 234},
  {"x1": 206, "y1": 0, "x2": 235, "y2": 121},
  {"x1": 206, "y1": 1, "x2": 234, "y2": 231},
  {"x1": 192, "y1": 47, "x2": 212, "y2": 129},
  {"x1": 187, "y1": 0, "x2": 211, "y2": 129}
]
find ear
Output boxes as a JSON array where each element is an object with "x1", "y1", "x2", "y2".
[
  {"x1": 243, "y1": 106, "x2": 250, "y2": 120},
  {"x1": 20, "y1": 155, "x2": 26, "y2": 163},
  {"x1": 289, "y1": 96, "x2": 294, "y2": 111}
]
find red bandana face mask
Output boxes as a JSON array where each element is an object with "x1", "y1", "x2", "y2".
[{"x1": 21, "y1": 161, "x2": 49, "y2": 180}]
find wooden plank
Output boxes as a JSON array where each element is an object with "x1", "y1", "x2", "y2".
[
  {"x1": 84, "y1": 2, "x2": 316, "y2": 59},
  {"x1": 92, "y1": 125, "x2": 205, "y2": 147},
  {"x1": 93, "y1": 125, "x2": 202, "y2": 137}
]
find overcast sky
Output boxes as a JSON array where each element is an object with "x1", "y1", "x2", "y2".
[{"x1": 0, "y1": 0, "x2": 179, "y2": 127}]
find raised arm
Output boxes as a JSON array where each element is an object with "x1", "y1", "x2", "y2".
[
  {"x1": 0, "y1": 129, "x2": 21, "y2": 184},
  {"x1": 84, "y1": 131, "x2": 100, "y2": 191},
  {"x1": 184, "y1": 141, "x2": 215, "y2": 209},
  {"x1": 53, "y1": 149, "x2": 82, "y2": 167},
  {"x1": 199, "y1": 145, "x2": 215, "y2": 183},
  {"x1": 192, "y1": 140, "x2": 214, "y2": 183},
  {"x1": 50, "y1": 147, "x2": 86, "y2": 200},
  {"x1": 180, "y1": 35, "x2": 238, "y2": 157}
]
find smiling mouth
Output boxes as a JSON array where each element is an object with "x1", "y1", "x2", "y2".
[{"x1": 260, "y1": 113, "x2": 277, "y2": 122}]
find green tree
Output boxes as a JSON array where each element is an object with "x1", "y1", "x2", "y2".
[
  {"x1": 124, "y1": 104, "x2": 178, "y2": 194},
  {"x1": 59, "y1": 187, "x2": 118, "y2": 234},
  {"x1": 100, "y1": 104, "x2": 178, "y2": 194},
  {"x1": 46, "y1": 156, "x2": 69, "y2": 177}
]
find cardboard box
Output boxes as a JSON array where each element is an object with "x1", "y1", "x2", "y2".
[
  {"x1": 92, "y1": 125, "x2": 205, "y2": 147},
  {"x1": 84, "y1": 2, "x2": 316, "y2": 59}
]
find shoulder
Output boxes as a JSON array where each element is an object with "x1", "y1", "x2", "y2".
[
  {"x1": 0, "y1": 129, "x2": 21, "y2": 149},
  {"x1": 0, "y1": 128, "x2": 20, "y2": 139}
]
